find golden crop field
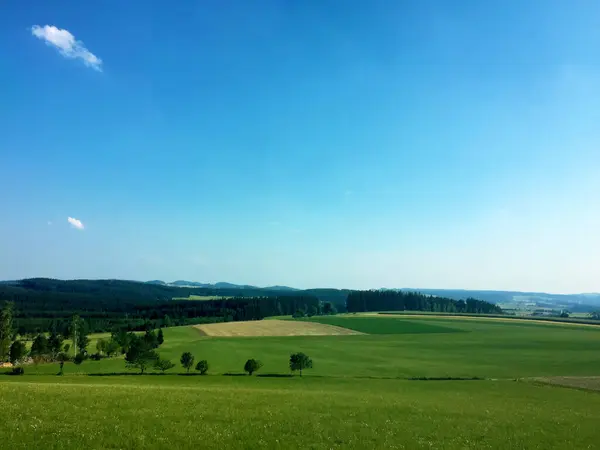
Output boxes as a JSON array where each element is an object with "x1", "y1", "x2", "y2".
[{"x1": 194, "y1": 319, "x2": 364, "y2": 337}]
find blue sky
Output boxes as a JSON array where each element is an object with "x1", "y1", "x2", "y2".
[{"x1": 1, "y1": 1, "x2": 599, "y2": 292}]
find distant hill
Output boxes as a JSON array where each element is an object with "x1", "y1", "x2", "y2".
[
  {"x1": 146, "y1": 280, "x2": 298, "y2": 291},
  {"x1": 399, "y1": 288, "x2": 600, "y2": 312},
  {"x1": 152, "y1": 280, "x2": 259, "y2": 289},
  {"x1": 169, "y1": 280, "x2": 213, "y2": 287},
  {"x1": 3, "y1": 278, "x2": 599, "y2": 317},
  {"x1": 264, "y1": 285, "x2": 299, "y2": 292},
  {"x1": 214, "y1": 282, "x2": 257, "y2": 289}
]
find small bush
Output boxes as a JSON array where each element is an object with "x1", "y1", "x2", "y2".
[
  {"x1": 73, "y1": 353, "x2": 86, "y2": 365},
  {"x1": 195, "y1": 360, "x2": 209, "y2": 375},
  {"x1": 154, "y1": 358, "x2": 175, "y2": 373},
  {"x1": 180, "y1": 352, "x2": 195, "y2": 373},
  {"x1": 244, "y1": 359, "x2": 263, "y2": 376},
  {"x1": 289, "y1": 352, "x2": 313, "y2": 376},
  {"x1": 10, "y1": 367, "x2": 24, "y2": 376}
]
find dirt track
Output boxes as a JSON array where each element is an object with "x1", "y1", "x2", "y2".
[{"x1": 194, "y1": 319, "x2": 364, "y2": 337}]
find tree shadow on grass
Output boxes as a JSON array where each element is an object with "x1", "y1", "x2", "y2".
[
  {"x1": 407, "y1": 376, "x2": 483, "y2": 381},
  {"x1": 257, "y1": 373, "x2": 294, "y2": 378},
  {"x1": 88, "y1": 372, "x2": 166, "y2": 377}
]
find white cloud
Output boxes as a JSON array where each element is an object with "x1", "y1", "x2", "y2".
[
  {"x1": 67, "y1": 217, "x2": 84, "y2": 230},
  {"x1": 31, "y1": 25, "x2": 102, "y2": 71}
]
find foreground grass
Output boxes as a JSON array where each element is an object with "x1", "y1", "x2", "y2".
[
  {"x1": 1, "y1": 375, "x2": 599, "y2": 449},
  {"x1": 6, "y1": 316, "x2": 600, "y2": 449}
]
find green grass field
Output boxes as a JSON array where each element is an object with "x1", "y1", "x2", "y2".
[
  {"x1": 3, "y1": 314, "x2": 600, "y2": 448},
  {"x1": 300, "y1": 315, "x2": 464, "y2": 334},
  {"x1": 2, "y1": 376, "x2": 599, "y2": 449}
]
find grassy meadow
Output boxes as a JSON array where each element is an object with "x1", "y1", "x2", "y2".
[
  {"x1": 3, "y1": 314, "x2": 600, "y2": 448},
  {"x1": 2, "y1": 376, "x2": 600, "y2": 449}
]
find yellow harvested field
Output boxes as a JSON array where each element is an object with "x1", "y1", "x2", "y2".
[{"x1": 194, "y1": 319, "x2": 364, "y2": 337}]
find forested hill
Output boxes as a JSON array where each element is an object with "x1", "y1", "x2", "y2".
[
  {"x1": 0, "y1": 278, "x2": 323, "y2": 334},
  {"x1": 0, "y1": 279, "x2": 349, "y2": 311}
]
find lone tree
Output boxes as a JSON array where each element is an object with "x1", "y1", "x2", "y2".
[
  {"x1": 154, "y1": 358, "x2": 175, "y2": 374},
  {"x1": 244, "y1": 359, "x2": 263, "y2": 376},
  {"x1": 143, "y1": 330, "x2": 159, "y2": 349},
  {"x1": 57, "y1": 352, "x2": 69, "y2": 375},
  {"x1": 70, "y1": 315, "x2": 90, "y2": 356},
  {"x1": 289, "y1": 352, "x2": 313, "y2": 377},
  {"x1": 157, "y1": 328, "x2": 164, "y2": 346},
  {"x1": 30, "y1": 334, "x2": 49, "y2": 358},
  {"x1": 0, "y1": 302, "x2": 14, "y2": 362},
  {"x1": 125, "y1": 338, "x2": 158, "y2": 374},
  {"x1": 322, "y1": 302, "x2": 337, "y2": 315},
  {"x1": 96, "y1": 339, "x2": 108, "y2": 356},
  {"x1": 48, "y1": 331, "x2": 64, "y2": 360},
  {"x1": 73, "y1": 353, "x2": 85, "y2": 366},
  {"x1": 9, "y1": 340, "x2": 26, "y2": 365},
  {"x1": 105, "y1": 339, "x2": 120, "y2": 357},
  {"x1": 195, "y1": 360, "x2": 209, "y2": 375},
  {"x1": 180, "y1": 352, "x2": 195, "y2": 373}
]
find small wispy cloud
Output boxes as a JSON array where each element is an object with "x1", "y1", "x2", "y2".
[
  {"x1": 67, "y1": 217, "x2": 84, "y2": 230},
  {"x1": 31, "y1": 25, "x2": 102, "y2": 71}
]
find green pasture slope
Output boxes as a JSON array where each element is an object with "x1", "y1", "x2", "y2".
[{"x1": 2, "y1": 315, "x2": 600, "y2": 449}]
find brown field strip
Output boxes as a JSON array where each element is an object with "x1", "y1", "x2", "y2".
[
  {"x1": 364, "y1": 313, "x2": 600, "y2": 328},
  {"x1": 194, "y1": 319, "x2": 364, "y2": 337},
  {"x1": 534, "y1": 377, "x2": 600, "y2": 391}
]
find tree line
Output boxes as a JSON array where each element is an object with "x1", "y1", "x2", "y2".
[
  {"x1": 0, "y1": 278, "x2": 347, "y2": 331},
  {"x1": 3, "y1": 300, "x2": 315, "y2": 378},
  {"x1": 346, "y1": 290, "x2": 503, "y2": 314},
  {"x1": 127, "y1": 349, "x2": 313, "y2": 377}
]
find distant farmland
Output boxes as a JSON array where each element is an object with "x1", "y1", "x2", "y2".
[
  {"x1": 4, "y1": 314, "x2": 600, "y2": 449},
  {"x1": 171, "y1": 295, "x2": 233, "y2": 301}
]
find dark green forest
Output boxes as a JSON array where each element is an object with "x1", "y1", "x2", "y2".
[
  {"x1": 0, "y1": 279, "x2": 324, "y2": 333},
  {"x1": 346, "y1": 290, "x2": 503, "y2": 314},
  {"x1": 1, "y1": 278, "x2": 502, "y2": 334}
]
